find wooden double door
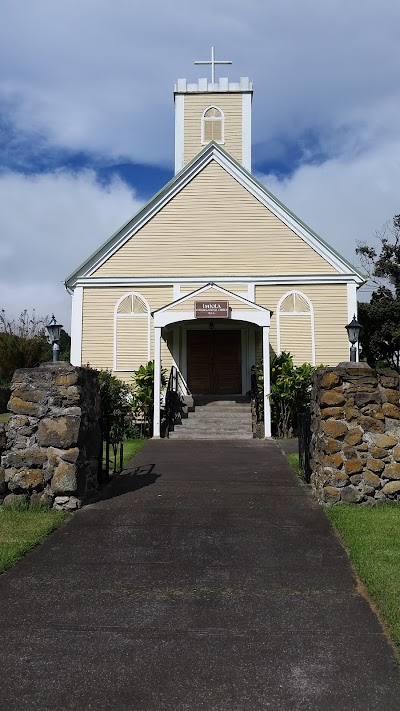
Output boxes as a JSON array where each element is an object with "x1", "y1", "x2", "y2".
[{"x1": 187, "y1": 330, "x2": 242, "y2": 395}]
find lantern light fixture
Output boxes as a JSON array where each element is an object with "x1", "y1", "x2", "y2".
[
  {"x1": 46, "y1": 314, "x2": 63, "y2": 363},
  {"x1": 345, "y1": 315, "x2": 361, "y2": 362}
]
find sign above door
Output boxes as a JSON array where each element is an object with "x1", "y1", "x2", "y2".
[{"x1": 194, "y1": 300, "x2": 229, "y2": 318}]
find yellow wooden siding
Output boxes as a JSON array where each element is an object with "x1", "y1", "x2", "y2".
[
  {"x1": 279, "y1": 316, "x2": 313, "y2": 365},
  {"x1": 81, "y1": 286, "x2": 173, "y2": 371},
  {"x1": 255, "y1": 284, "x2": 349, "y2": 365},
  {"x1": 116, "y1": 317, "x2": 148, "y2": 371},
  {"x1": 92, "y1": 162, "x2": 338, "y2": 279},
  {"x1": 167, "y1": 287, "x2": 249, "y2": 312},
  {"x1": 184, "y1": 94, "x2": 242, "y2": 165},
  {"x1": 180, "y1": 284, "x2": 249, "y2": 297}
]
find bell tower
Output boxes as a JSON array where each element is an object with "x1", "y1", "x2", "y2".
[{"x1": 174, "y1": 48, "x2": 253, "y2": 174}]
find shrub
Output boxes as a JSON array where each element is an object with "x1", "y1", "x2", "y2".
[
  {"x1": 130, "y1": 361, "x2": 167, "y2": 437},
  {"x1": 256, "y1": 352, "x2": 316, "y2": 438}
]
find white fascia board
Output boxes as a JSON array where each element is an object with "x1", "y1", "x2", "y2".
[
  {"x1": 242, "y1": 93, "x2": 251, "y2": 172},
  {"x1": 76, "y1": 273, "x2": 363, "y2": 288}
]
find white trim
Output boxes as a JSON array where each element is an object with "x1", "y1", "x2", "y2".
[
  {"x1": 154, "y1": 282, "x2": 271, "y2": 315},
  {"x1": 174, "y1": 94, "x2": 185, "y2": 174},
  {"x1": 242, "y1": 93, "x2": 251, "y2": 171},
  {"x1": 66, "y1": 144, "x2": 364, "y2": 287},
  {"x1": 249, "y1": 327, "x2": 256, "y2": 369},
  {"x1": 113, "y1": 291, "x2": 151, "y2": 371},
  {"x1": 155, "y1": 309, "x2": 270, "y2": 328},
  {"x1": 247, "y1": 283, "x2": 255, "y2": 301},
  {"x1": 276, "y1": 290, "x2": 316, "y2": 365},
  {"x1": 201, "y1": 105, "x2": 225, "y2": 145},
  {"x1": 153, "y1": 327, "x2": 162, "y2": 438},
  {"x1": 263, "y1": 326, "x2": 271, "y2": 438},
  {"x1": 173, "y1": 284, "x2": 181, "y2": 300},
  {"x1": 76, "y1": 274, "x2": 362, "y2": 288},
  {"x1": 70, "y1": 286, "x2": 83, "y2": 366},
  {"x1": 347, "y1": 282, "x2": 359, "y2": 362}
]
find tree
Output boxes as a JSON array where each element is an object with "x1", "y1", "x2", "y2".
[
  {"x1": 356, "y1": 215, "x2": 400, "y2": 370},
  {"x1": 0, "y1": 309, "x2": 71, "y2": 385}
]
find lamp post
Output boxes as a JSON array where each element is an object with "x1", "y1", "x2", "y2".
[
  {"x1": 46, "y1": 314, "x2": 63, "y2": 363},
  {"x1": 345, "y1": 315, "x2": 361, "y2": 363}
]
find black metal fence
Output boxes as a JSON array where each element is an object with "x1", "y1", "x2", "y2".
[
  {"x1": 250, "y1": 365, "x2": 263, "y2": 423},
  {"x1": 298, "y1": 406, "x2": 312, "y2": 483},
  {"x1": 98, "y1": 411, "x2": 125, "y2": 485}
]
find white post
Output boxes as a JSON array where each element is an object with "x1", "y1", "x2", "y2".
[
  {"x1": 153, "y1": 327, "x2": 162, "y2": 438},
  {"x1": 263, "y1": 326, "x2": 271, "y2": 438}
]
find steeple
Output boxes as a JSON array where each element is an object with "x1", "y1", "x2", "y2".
[{"x1": 174, "y1": 49, "x2": 253, "y2": 174}]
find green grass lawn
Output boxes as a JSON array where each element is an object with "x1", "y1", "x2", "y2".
[
  {"x1": 123, "y1": 438, "x2": 146, "y2": 465},
  {"x1": 0, "y1": 508, "x2": 70, "y2": 574},
  {"x1": 287, "y1": 452, "x2": 300, "y2": 473},
  {"x1": 0, "y1": 413, "x2": 10, "y2": 423},
  {"x1": 327, "y1": 504, "x2": 400, "y2": 649}
]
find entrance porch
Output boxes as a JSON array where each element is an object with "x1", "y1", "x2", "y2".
[{"x1": 152, "y1": 284, "x2": 272, "y2": 438}]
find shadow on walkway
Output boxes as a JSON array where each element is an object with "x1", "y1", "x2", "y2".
[{"x1": 86, "y1": 462, "x2": 161, "y2": 505}]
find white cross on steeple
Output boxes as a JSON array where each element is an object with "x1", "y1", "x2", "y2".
[{"x1": 194, "y1": 47, "x2": 232, "y2": 83}]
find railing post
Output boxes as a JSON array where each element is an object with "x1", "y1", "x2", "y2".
[{"x1": 262, "y1": 326, "x2": 271, "y2": 438}]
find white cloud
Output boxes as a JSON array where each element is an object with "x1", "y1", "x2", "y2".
[
  {"x1": 258, "y1": 135, "x2": 400, "y2": 291},
  {"x1": 0, "y1": 0, "x2": 400, "y2": 165},
  {"x1": 0, "y1": 170, "x2": 143, "y2": 328}
]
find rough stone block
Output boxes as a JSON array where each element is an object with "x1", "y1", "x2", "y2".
[
  {"x1": 321, "y1": 438, "x2": 342, "y2": 454},
  {"x1": 55, "y1": 373, "x2": 79, "y2": 387},
  {"x1": 323, "y1": 486, "x2": 341, "y2": 503},
  {"x1": 324, "y1": 453, "x2": 343, "y2": 468},
  {"x1": 383, "y1": 462, "x2": 400, "y2": 480},
  {"x1": 37, "y1": 417, "x2": 80, "y2": 449},
  {"x1": 362, "y1": 471, "x2": 381, "y2": 488},
  {"x1": 344, "y1": 428, "x2": 363, "y2": 446},
  {"x1": 8, "y1": 396, "x2": 45, "y2": 418},
  {"x1": 366, "y1": 458, "x2": 385, "y2": 474},
  {"x1": 3, "y1": 493, "x2": 28, "y2": 508},
  {"x1": 392, "y1": 445, "x2": 400, "y2": 462},
  {"x1": 320, "y1": 372, "x2": 340, "y2": 389},
  {"x1": 354, "y1": 392, "x2": 381, "y2": 408},
  {"x1": 357, "y1": 415, "x2": 385, "y2": 433},
  {"x1": 383, "y1": 403, "x2": 400, "y2": 420},
  {"x1": 322, "y1": 420, "x2": 348, "y2": 438},
  {"x1": 51, "y1": 461, "x2": 77, "y2": 494},
  {"x1": 0, "y1": 466, "x2": 6, "y2": 494},
  {"x1": 327, "y1": 471, "x2": 349, "y2": 488},
  {"x1": 344, "y1": 459, "x2": 363, "y2": 475},
  {"x1": 320, "y1": 390, "x2": 345, "y2": 407},
  {"x1": 6, "y1": 468, "x2": 44, "y2": 491},
  {"x1": 383, "y1": 481, "x2": 400, "y2": 495},
  {"x1": 341, "y1": 485, "x2": 362, "y2": 503},
  {"x1": 380, "y1": 388, "x2": 400, "y2": 405},
  {"x1": 5, "y1": 448, "x2": 47, "y2": 469},
  {"x1": 370, "y1": 433, "x2": 398, "y2": 448},
  {"x1": 320, "y1": 407, "x2": 344, "y2": 420}
]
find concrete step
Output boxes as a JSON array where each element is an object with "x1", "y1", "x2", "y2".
[
  {"x1": 168, "y1": 432, "x2": 254, "y2": 440},
  {"x1": 172, "y1": 420, "x2": 252, "y2": 432}
]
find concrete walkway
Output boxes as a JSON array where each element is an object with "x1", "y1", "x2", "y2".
[{"x1": 1, "y1": 440, "x2": 400, "y2": 710}]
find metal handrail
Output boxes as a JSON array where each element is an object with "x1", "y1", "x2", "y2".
[{"x1": 165, "y1": 366, "x2": 187, "y2": 435}]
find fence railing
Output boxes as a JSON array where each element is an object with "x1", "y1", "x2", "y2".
[
  {"x1": 250, "y1": 365, "x2": 263, "y2": 423},
  {"x1": 298, "y1": 406, "x2": 312, "y2": 483},
  {"x1": 98, "y1": 411, "x2": 125, "y2": 484}
]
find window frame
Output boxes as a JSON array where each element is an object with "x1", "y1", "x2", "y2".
[{"x1": 201, "y1": 105, "x2": 225, "y2": 145}]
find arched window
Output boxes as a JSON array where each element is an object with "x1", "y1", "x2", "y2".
[
  {"x1": 114, "y1": 292, "x2": 151, "y2": 371},
  {"x1": 201, "y1": 106, "x2": 224, "y2": 145},
  {"x1": 277, "y1": 290, "x2": 315, "y2": 365}
]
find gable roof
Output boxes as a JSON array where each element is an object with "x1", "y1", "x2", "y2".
[
  {"x1": 152, "y1": 282, "x2": 273, "y2": 315},
  {"x1": 65, "y1": 142, "x2": 365, "y2": 288}
]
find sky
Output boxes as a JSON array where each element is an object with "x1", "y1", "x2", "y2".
[{"x1": 1, "y1": 0, "x2": 399, "y2": 331}]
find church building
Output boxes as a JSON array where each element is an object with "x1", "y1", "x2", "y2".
[{"x1": 65, "y1": 50, "x2": 364, "y2": 438}]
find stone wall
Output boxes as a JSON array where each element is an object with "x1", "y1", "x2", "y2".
[
  {"x1": 310, "y1": 364, "x2": 400, "y2": 505},
  {"x1": 0, "y1": 363, "x2": 101, "y2": 510}
]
